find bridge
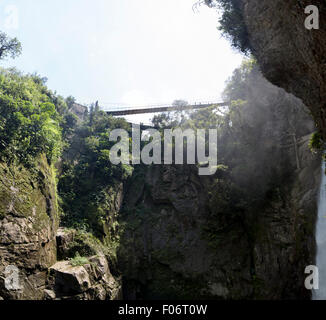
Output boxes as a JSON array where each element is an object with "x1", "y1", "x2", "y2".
[
  {"x1": 102, "y1": 101, "x2": 230, "y2": 116},
  {"x1": 72, "y1": 101, "x2": 230, "y2": 129}
]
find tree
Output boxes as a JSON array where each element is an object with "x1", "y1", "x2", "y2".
[
  {"x1": 0, "y1": 69, "x2": 63, "y2": 166},
  {"x1": 0, "y1": 31, "x2": 22, "y2": 60},
  {"x1": 66, "y1": 96, "x2": 76, "y2": 109},
  {"x1": 199, "y1": 0, "x2": 250, "y2": 54},
  {"x1": 172, "y1": 99, "x2": 189, "y2": 108},
  {"x1": 193, "y1": 0, "x2": 215, "y2": 12}
]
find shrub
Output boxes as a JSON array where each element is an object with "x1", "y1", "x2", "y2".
[
  {"x1": 69, "y1": 252, "x2": 90, "y2": 267},
  {"x1": 0, "y1": 68, "x2": 64, "y2": 166},
  {"x1": 309, "y1": 132, "x2": 323, "y2": 152}
]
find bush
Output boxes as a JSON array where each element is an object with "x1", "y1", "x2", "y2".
[
  {"x1": 309, "y1": 132, "x2": 323, "y2": 152},
  {"x1": 69, "y1": 252, "x2": 90, "y2": 267},
  {"x1": 0, "y1": 68, "x2": 64, "y2": 166}
]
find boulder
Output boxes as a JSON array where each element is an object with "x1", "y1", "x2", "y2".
[
  {"x1": 49, "y1": 261, "x2": 91, "y2": 295},
  {"x1": 44, "y1": 289, "x2": 56, "y2": 300}
]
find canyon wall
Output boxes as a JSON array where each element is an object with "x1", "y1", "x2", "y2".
[
  {"x1": 0, "y1": 155, "x2": 58, "y2": 299},
  {"x1": 241, "y1": 0, "x2": 326, "y2": 137},
  {"x1": 115, "y1": 64, "x2": 321, "y2": 299},
  {"x1": 117, "y1": 135, "x2": 320, "y2": 299}
]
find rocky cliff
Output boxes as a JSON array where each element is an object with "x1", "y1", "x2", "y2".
[
  {"x1": 117, "y1": 135, "x2": 320, "y2": 299},
  {"x1": 0, "y1": 155, "x2": 122, "y2": 300},
  {"x1": 225, "y1": 0, "x2": 326, "y2": 138},
  {"x1": 0, "y1": 155, "x2": 58, "y2": 300},
  {"x1": 115, "y1": 63, "x2": 321, "y2": 299},
  {"x1": 0, "y1": 130, "x2": 319, "y2": 300}
]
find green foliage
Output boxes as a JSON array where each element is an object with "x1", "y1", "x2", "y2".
[
  {"x1": 69, "y1": 252, "x2": 90, "y2": 267},
  {"x1": 202, "y1": 0, "x2": 250, "y2": 53},
  {"x1": 0, "y1": 31, "x2": 22, "y2": 60},
  {"x1": 152, "y1": 112, "x2": 178, "y2": 128},
  {"x1": 222, "y1": 58, "x2": 256, "y2": 100},
  {"x1": 58, "y1": 108, "x2": 133, "y2": 236},
  {"x1": 66, "y1": 96, "x2": 76, "y2": 109},
  {"x1": 0, "y1": 157, "x2": 57, "y2": 223},
  {"x1": 0, "y1": 68, "x2": 64, "y2": 166},
  {"x1": 309, "y1": 132, "x2": 323, "y2": 152},
  {"x1": 61, "y1": 112, "x2": 78, "y2": 140},
  {"x1": 57, "y1": 228, "x2": 108, "y2": 262},
  {"x1": 172, "y1": 99, "x2": 188, "y2": 108}
]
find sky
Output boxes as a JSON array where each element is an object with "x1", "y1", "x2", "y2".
[{"x1": 0, "y1": 0, "x2": 243, "y2": 123}]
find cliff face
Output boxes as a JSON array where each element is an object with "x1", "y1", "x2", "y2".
[
  {"x1": 119, "y1": 165, "x2": 216, "y2": 299},
  {"x1": 117, "y1": 135, "x2": 320, "y2": 299},
  {"x1": 115, "y1": 64, "x2": 321, "y2": 299},
  {"x1": 241, "y1": 0, "x2": 326, "y2": 137},
  {"x1": 252, "y1": 135, "x2": 320, "y2": 299},
  {"x1": 0, "y1": 127, "x2": 318, "y2": 300},
  {"x1": 0, "y1": 156, "x2": 59, "y2": 300},
  {"x1": 0, "y1": 155, "x2": 122, "y2": 300}
]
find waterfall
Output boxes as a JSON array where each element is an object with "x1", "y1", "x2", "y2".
[{"x1": 313, "y1": 160, "x2": 326, "y2": 300}]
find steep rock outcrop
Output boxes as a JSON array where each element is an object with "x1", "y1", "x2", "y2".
[
  {"x1": 119, "y1": 165, "x2": 216, "y2": 299},
  {"x1": 47, "y1": 254, "x2": 121, "y2": 300},
  {"x1": 47, "y1": 228, "x2": 122, "y2": 300},
  {"x1": 0, "y1": 155, "x2": 59, "y2": 300},
  {"x1": 252, "y1": 134, "x2": 320, "y2": 299},
  {"x1": 240, "y1": 1, "x2": 326, "y2": 137},
  {"x1": 115, "y1": 55, "x2": 320, "y2": 299},
  {"x1": 117, "y1": 135, "x2": 320, "y2": 299}
]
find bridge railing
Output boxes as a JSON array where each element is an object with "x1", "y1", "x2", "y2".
[{"x1": 102, "y1": 101, "x2": 229, "y2": 116}]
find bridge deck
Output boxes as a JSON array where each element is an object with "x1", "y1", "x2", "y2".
[{"x1": 105, "y1": 102, "x2": 229, "y2": 116}]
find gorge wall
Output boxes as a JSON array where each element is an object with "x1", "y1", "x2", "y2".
[
  {"x1": 0, "y1": 156, "x2": 58, "y2": 299},
  {"x1": 237, "y1": 0, "x2": 326, "y2": 138},
  {"x1": 116, "y1": 89, "x2": 321, "y2": 300},
  {"x1": 0, "y1": 124, "x2": 320, "y2": 300},
  {"x1": 114, "y1": 64, "x2": 321, "y2": 299},
  {"x1": 118, "y1": 138, "x2": 320, "y2": 299}
]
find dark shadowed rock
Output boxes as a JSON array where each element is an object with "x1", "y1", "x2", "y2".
[{"x1": 241, "y1": 0, "x2": 326, "y2": 138}]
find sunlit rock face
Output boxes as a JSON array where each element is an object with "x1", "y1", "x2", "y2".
[
  {"x1": 47, "y1": 255, "x2": 122, "y2": 300},
  {"x1": 242, "y1": 0, "x2": 326, "y2": 137},
  {"x1": 0, "y1": 156, "x2": 59, "y2": 300},
  {"x1": 47, "y1": 228, "x2": 122, "y2": 300}
]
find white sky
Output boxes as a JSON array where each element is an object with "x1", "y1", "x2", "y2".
[{"x1": 0, "y1": 0, "x2": 243, "y2": 123}]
